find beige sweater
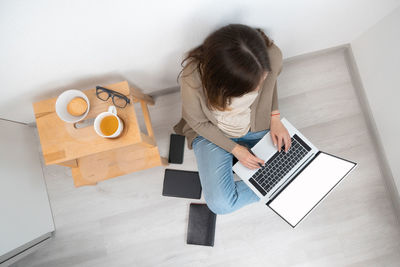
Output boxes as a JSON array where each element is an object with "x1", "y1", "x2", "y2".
[
  {"x1": 173, "y1": 43, "x2": 283, "y2": 153},
  {"x1": 211, "y1": 90, "x2": 259, "y2": 138}
]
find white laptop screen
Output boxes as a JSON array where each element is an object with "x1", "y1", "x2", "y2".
[{"x1": 268, "y1": 152, "x2": 356, "y2": 227}]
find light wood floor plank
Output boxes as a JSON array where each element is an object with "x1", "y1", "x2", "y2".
[{"x1": 13, "y1": 48, "x2": 400, "y2": 267}]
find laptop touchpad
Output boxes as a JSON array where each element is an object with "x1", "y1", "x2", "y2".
[{"x1": 268, "y1": 152, "x2": 356, "y2": 227}]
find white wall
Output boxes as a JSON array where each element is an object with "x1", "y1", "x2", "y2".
[
  {"x1": 0, "y1": 0, "x2": 399, "y2": 123},
  {"x1": 351, "y1": 7, "x2": 400, "y2": 196}
]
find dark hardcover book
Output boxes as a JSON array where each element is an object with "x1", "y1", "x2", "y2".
[
  {"x1": 187, "y1": 203, "x2": 217, "y2": 247},
  {"x1": 162, "y1": 169, "x2": 202, "y2": 199},
  {"x1": 168, "y1": 134, "x2": 185, "y2": 164}
]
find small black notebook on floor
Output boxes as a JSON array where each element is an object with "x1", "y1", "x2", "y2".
[
  {"x1": 162, "y1": 169, "x2": 202, "y2": 199},
  {"x1": 187, "y1": 203, "x2": 217, "y2": 247}
]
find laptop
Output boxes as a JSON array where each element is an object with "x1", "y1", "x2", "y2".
[{"x1": 232, "y1": 118, "x2": 357, "y2": 227}]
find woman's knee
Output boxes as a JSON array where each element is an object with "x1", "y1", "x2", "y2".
[
  {"x1": 204, "y1": 193, "x2": 236, "y2": 215},
  {"x1": 200, "y1": 170, "x2": 237, "y2": 214}
]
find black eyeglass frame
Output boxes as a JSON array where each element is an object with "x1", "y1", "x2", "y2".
[{"x1": 95, "y1": 86, "x2": 131, "y2": 108}]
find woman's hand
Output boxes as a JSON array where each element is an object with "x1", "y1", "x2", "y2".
[
  {"x1": 232, "y1": 144, "x2": 265, "y2": 170},
  {"x1": 270, "y1": 116, "x2": 291, "y2": 152}
]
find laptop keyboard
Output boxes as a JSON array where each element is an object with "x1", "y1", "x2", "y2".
[{"x1": 248, "y1": 134, "x2": 311, "y2": 196}]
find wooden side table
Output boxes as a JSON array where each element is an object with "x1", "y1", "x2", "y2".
[{"x1": 33, "y1": 81, "x2": 167, "y2": 187}]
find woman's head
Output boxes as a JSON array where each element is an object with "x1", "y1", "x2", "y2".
[{"x1": 179, "y1": 24, "x2": 273, "y2": 110}]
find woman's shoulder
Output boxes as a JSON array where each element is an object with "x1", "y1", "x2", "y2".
[
  {"x1": 267, "y1": 43, "x2": 283, "y2": 74},
  {"x1": 180, "y1": 60, "x2": 202, "y2": 90}
]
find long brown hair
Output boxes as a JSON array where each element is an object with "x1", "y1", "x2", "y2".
[{"x1": 178, "y1": 24, "x2": 273, "y2": 111}]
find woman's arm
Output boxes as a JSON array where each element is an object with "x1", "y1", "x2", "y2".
[
  {"x1": 268, "y1": 45, "x2": 291, "y2": 152},
  {"x1": 180, "y1": 77, "x2": 238, "y2": 153},
  {"x1": 181, "y1": 75, "x2": 264, "y2": 169}
]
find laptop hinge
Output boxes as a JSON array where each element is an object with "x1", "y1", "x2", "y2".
[{"x1": 266, "y1": 151, "x2": 321, "y2": 205}]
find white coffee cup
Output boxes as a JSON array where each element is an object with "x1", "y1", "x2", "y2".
[{"x1": 94, "y1": 106, "x2": 124, "y2": 138}]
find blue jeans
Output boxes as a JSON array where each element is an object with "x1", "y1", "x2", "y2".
[{"x1": 192, "y1": 129, "x2": 269, "y2": 214}]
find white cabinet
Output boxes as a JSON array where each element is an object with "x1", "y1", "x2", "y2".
[{"x1": 0, "y1": 120, "x2": 54, "y2": 266}]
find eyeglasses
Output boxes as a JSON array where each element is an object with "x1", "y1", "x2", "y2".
[{"x1": 96, "y1": 86, "x2": 131, "y2": 108}]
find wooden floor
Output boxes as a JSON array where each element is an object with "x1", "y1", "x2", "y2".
[{"x1": 13, "y1": 48, "x2": 400, "y2": 267}]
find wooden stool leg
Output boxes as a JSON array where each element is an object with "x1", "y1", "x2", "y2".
[
  {"x1": 130, "y1": 86, "x2": 155, "y2": 105},
  {"x1": 140, "y1": 101, "x2": 155, "y2": 139},
  {"x1": 71, "y1": 166, "x2": 97, "y2": 187},
  {"x1": 161, "y1": 157, "x2": 169, "y2": 166},
  {"x1": 58, "y1": 159, "x2": 78, "y2": 168}
]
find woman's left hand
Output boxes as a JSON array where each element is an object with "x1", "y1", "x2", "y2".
[{"x1": 270, "y1": 116, "x2": 291, "y2": 152}]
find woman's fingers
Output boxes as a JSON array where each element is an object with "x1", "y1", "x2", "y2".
[
  {"x1": 248, "y1": 162, "x2": 261, "y2": 169},
  {"x1": 242, "y1": 156, "x2": 263, "y2": 170},
  {"x1": 237, "y1": 148, "x2": 260, "y2": 170},
  {"x1": 284, "y1": 134, "x2": 291, "y2": 152},
  {"x1": 277, "y1": 133, "x2": 293, "y2": 152},
  {"x1": 270, "y1": 123, "x2": 292, "y2": 152},
  {"x1": 248, "y1": 163, "x2": 260, "y2": 170},
  {"x1": 250, "y1": 156, "x2": 265, "y2": 169},
  {"x1": 271, "y1": 133, "x2": 278, "y2": 147},
  {"x1": 244, "y1": 158, "x2": 258, "y2": 169},
  {"x1": 287, "y1": 133, "x2": 292, "y2": 150},
  {"x1": 250, "y1": 154, "x2": 264, "y2": 165},
  {"x1": 277, "y1": 134, "x2": 283, "y2": 152}
]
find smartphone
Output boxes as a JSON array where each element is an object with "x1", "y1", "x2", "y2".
[{"x1": 168, "y1": 134, "x2": 185, "y2": 164}]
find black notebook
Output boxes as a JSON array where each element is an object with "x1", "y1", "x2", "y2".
[
  {"x1": 168, "y1": 134, "x2": 185, "y2": 164},
  {"x1": 162, "y1": 169, "x2": 202, "y2": 199},
  {"x1": 187, "y1": 203, "x2": 217, "y2": 247}
]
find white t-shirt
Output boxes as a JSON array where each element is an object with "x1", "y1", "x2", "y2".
[{"x1": 211, "y1": 90, "x2": 259, "y2": 138}]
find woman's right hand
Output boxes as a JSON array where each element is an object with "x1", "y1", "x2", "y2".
[{"x1": 232, "y1": 144, "x2": 265, "y2": 170}]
